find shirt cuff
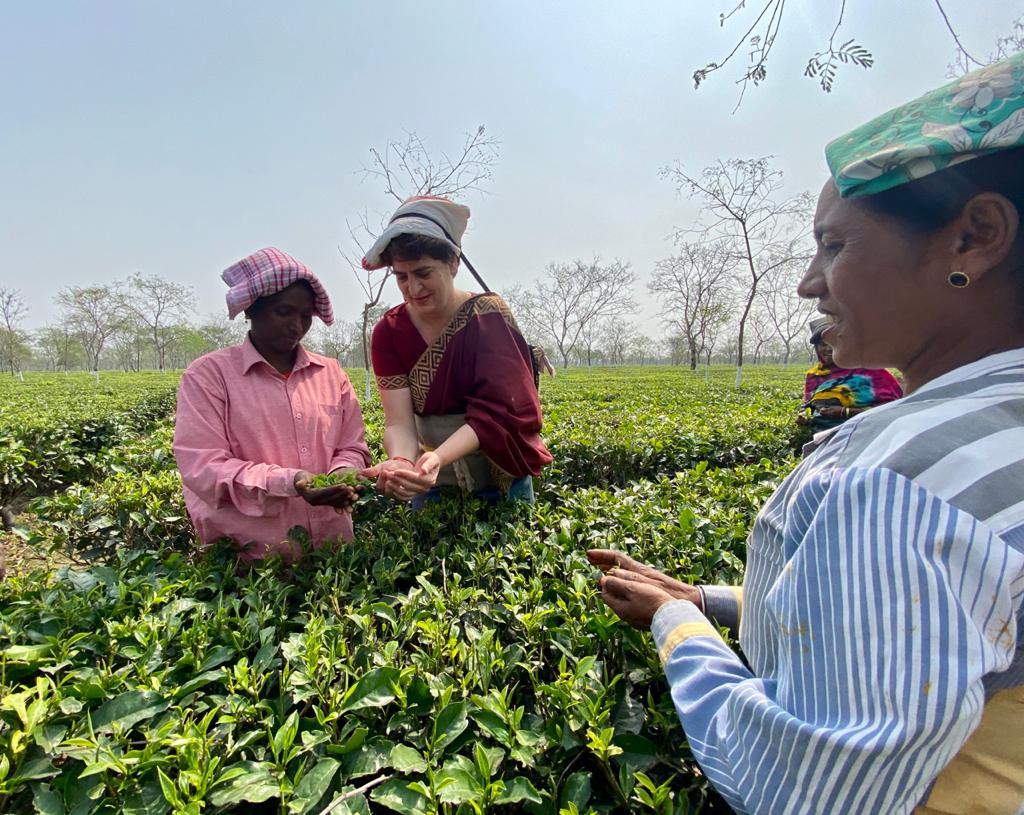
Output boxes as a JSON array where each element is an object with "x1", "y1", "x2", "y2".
[
  {"x1": 699, "y1": 585, "x2": 743, "y2": 633},
  {"x1": 268, "y1": 467, "x2": 301, "y2": 497},
  {"x1": 651, "y1": 599, "x2": 723, "y2": 666}
]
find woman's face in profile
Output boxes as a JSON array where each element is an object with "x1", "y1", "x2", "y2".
[{"x1": 798, "y1": 181, "x2": 936, "y2": 371}]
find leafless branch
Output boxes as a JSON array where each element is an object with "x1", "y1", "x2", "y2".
[{"x1": 934, "y1": 0, "x2": 983, "y2": 70}]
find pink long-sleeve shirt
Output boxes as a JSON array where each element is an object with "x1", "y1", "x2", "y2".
[{"x1": 173, "y1": 336, "x2": 371, "y2": 562}]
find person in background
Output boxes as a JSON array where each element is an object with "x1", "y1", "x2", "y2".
[
  {"x1": 797, "y1": 314, "x2": 903, "y2": 431},
  {"x1": 361, "y1": 196, "x2": 552, "y2": 507},
  {"x1": 173, "y1": 247, "x2": 371, "y2": 563},
  {"x1": 592, "y1": 52, "x2": 1024, "y2": 815}
]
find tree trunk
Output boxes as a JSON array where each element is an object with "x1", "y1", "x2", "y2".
[{"x1": 361, "y1": 307, "x2": 372, "y2": 405}]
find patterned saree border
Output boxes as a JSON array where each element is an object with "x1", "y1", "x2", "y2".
[
  {"x1": 408, "y1": 293, "x2": 518, "y2": 413},
  {"x1": 376, "y1": 374, "x2": 410, "y2": 391}
]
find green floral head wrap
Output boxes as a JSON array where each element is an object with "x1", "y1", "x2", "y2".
[{"x1": 826, "y1": 51, "x2": 1024, "y2": 199}]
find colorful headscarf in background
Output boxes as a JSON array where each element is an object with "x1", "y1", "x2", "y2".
[
  {"x1": 826, "y1": 51, "x2": 1024, "y2": 198},
  {"x1": 223, "y1": 247, "x2": 334, "y2": 325},
  {"x1": 804, "y1": 363, "x2": 903, "y2": 409}
]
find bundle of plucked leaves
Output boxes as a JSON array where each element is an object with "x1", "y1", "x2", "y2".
[{"x1": 309, "y1": 471, "x2": 374, "y2": 490}]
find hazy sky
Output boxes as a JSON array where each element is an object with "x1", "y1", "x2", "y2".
[{"x1": 3, "y1": 1, "x2": 1021, "y2": 330}]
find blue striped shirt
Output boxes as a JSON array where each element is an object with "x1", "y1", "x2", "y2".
[{"x1": 653, "y1": 348, "x2": 1024, "y2": 814}]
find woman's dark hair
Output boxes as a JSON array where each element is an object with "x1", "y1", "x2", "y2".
[
  {"x1": 860, "y1": 146, "x2": 1024, "y2": 240},
  {"x1": 246, "y1": 279, "x2": 315, "y2": 317},
  {"x1": 381, "y1": 232, "x2": 459, "y2": 266}
]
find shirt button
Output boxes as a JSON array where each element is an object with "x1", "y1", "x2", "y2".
[
  {"x1": 300, "y1": 445, "x2": 308, "y2": 454},
  {"x1": 295, "y1": 412, "x2": 303, "y2": 419}
]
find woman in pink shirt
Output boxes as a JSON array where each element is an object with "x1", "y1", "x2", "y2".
[{"x1": 173, "y1": 248, "x2": 371, "y2": 563}]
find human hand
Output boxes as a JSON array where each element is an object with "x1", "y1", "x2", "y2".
[
  {"x1": 587, "y1": 549, "x2": 700, "y2": 605},
  {"x1": 382, "y1": 452, "x2": 440, "y2": 502},
  {"x1": 360, "y1": 458, "x2": 413, "y2": 495},
  {"x1": 597, "y1": 570, "x2": 677, "y2": 630},
  {"x1": 795, "y1": 413, "x2": 811, "y2": 426},
  {"x1": 294, "y1": 470, "x2": 361, "y2": 512},
  {"x1": 817, "y1": 406, "x2": 845, "y2": 420}
]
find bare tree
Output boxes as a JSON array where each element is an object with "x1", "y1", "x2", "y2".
[
  {"x1": 119, "y1": 273, "x2": 196, "y2": 372},
  {"x1": 948, "y1": 13, "x2": 1024, "y2": 76},
  {"x1": 310, "y1": 318, "x2": 359, "y2": 365},
  {"x1": 662, "y1": 157, "x2": 811, "y2": 387},
  {"x1": 630, "y1": 333, "x2": 654, "y2": 367},
  {"x1": 55, "y1": 285, "x2": 124, "y2": 372},
  {"x1": 757, "y1": 256, "x2": 817, "y2": 365},
  {"x1": 341, "y1": 125, "x2": 501, "y2": 402},
  {"x1": 35, "y1": 325, "x2": 80, "y2": 372},
  {"x1": 601, "y1": 318, "x2": 638, "y2": 366},
  {"x1": 692, "y1": 0, "x2": 992, "y2": 105},
  {"x1": 516, "y1": 259, "x2": 637, "y2": 369},
  {"x1": 194, "y1": 314, "x2": 246, "y2": 357},
  {"x1": 111, "y1": 322, "x2": 148, "y2": 372},
  {"x1": 703, "y1": 309, "x2": 729, "y2": 369},
  {"x1": 0, "y1": 289, "x2": 28, "y2": 374},
  {"x1": 577, "y1": 316, "x2": 607, "y2": 368},
  {"x1": 649, "y1": 241, "x2": 736, "y2": 370},
  {"x1": 747, "y1": 303, "x2": 776, "y2": 364}
]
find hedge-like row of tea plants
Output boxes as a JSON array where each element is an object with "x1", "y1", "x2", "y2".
[
  {"x1": 0, "y1": 374, "x2": 179, "y2": 506},
  {"x1": 1, "y1": 366, "x2": 807, "y2": 814}
]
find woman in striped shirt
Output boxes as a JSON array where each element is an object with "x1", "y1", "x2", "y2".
[{"x1": 591, "y1": 53, "x2": 1024, "y2": 814}]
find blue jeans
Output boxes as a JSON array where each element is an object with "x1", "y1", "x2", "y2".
[{"x1": 411, "y1": 475, "x2": 535, "y2": 511}]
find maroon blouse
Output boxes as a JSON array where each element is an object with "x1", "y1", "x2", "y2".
[{"x1": 370, "y1": 293, "x2": 552, "y2": 478}]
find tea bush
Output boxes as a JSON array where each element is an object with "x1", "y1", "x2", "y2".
[
  {"x1": 0, "y1": 373, "x2": 179, "y2": 506},
  {"x1": 0, "y1": 366, "x2": 808, "y2": 814}
]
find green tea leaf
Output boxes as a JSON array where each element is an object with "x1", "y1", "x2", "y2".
[
  {"x1": 370, "y1": 779, "x2": 429, "y2": 815},
  {"x1": 389, "y1": 744, "x2": 426, "y2": 774},
  {"x1": 431, "y1": 701, "x2": 468, "y2": 754},
  {"x1": 342, "y1": 738, "x2": 394, "y2": 778},
  {"x1": 561, "y1": 771, "x2": 592, "y2": 809},
  {"x1": 90, "y1": 691, "x2": 168, "y2": 734},
  {"x1": 31, "y1": 782, "x2": 64, "y2": 815},
  {"x1": 122, "y1": 781, "x2": 169, "y2": 815},
  {"x1": 611, "y1": 733, "x2": 659, "y2": 771},
  {"x1": 3, "y1": 644, "x2": 53, "y2": 663},
  {"x1": 435, "y1": 767, "x2": 480, "y2": 804},
  {"x1": 495, "y1": 775, "x2": 543, "y2": 805},
  {"x1": 288, "y1": 757, "x2": 339, "y2": 815},
  {"x1": 337, "y1": 667, "x2": 400, "y2": 714},
  {"x1": 208, "y1": 761, "x2": 279, "y2": 807}
]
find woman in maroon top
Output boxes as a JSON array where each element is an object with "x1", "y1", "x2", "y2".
[{"x1": 361, "y1": 196, "x2": 552, "y2": 506}]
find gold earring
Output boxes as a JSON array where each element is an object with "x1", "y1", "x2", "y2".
[{"x1": 948, "y1": 270, "x2": 970, "y2": 288}]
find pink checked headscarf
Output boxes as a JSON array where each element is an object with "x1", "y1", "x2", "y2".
[{"x1": 222, "y1": 247, "x2": 334, "y2": 325}]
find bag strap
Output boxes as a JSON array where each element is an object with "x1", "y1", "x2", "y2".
[{"x1": 389, "y1": 212, "x2": 491, "y2": 293}]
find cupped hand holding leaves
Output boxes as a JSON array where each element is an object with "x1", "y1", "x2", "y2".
[
  {"x1": 364, "y1": 453, "x2": 441, "y2": 502},
  {"x1": 294, "y1": 469, "x2": 363, "y2": 512}
]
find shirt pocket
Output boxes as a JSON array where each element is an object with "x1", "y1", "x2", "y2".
[{"x1": 318, "y1": 403, "x2": 346, "y2": 447}]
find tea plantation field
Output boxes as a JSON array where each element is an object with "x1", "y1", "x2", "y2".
[{"x1": 0, "y1": 367, "x2": 809, "y2": 815}]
